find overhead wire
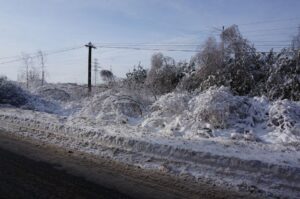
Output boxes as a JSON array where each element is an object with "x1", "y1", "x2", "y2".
[
  {"x1": 0, "y1": 45, "x2": 84, "y2": 65},
  {"x1": 237, "y1": 17, "x2": 300, "y2": 26},
  {"x1": 96, "y1": 45, "x2": 200, "y2": 52}
]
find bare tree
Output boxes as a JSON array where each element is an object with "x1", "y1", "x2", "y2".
[
  {"x1": 37, "y1": 50, "x2": 46, "y2": 86},
  {"x1": 19, "y1": 53, "x2": 42, "y2": 88}
]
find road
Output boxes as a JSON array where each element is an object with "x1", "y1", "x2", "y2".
[
  {"x1": 0, "y1": 131, "x2": 257, "y2": 199},
  {"x1": 0, "y1": 146, "x2": 131, "y2": 199},
  {"x1": 0, "y1": 133, "x2": 191, "y2": 199}
]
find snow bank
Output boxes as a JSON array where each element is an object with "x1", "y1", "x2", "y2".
[
  {"x1": 33, "y1": 83, "x2": 90, "y2": 102},
  {"x1": 3, "y1": 79, "x2": 299, "y2": 145},
  {"x1": 68, "y1": 90, "x2": 144, "y2": 126},
  {"x1": 140, "y1": 87, "x2": 300, "y2": 145}
]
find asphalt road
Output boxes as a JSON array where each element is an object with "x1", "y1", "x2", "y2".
[
  {"x1": 0, "y1": 146, "x2": 131, "y2": 199},
  {"x1": 0, "y1": 132, "x2": 258, "y2": 199}
]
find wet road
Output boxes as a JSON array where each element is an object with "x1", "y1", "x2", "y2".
[{"x1": 0, "y1": 146, "x2": 131, "y2": 199}]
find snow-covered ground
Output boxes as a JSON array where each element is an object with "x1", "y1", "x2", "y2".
[{"x1": 1, "y1": 83, "x2": 300, "y2": 198}]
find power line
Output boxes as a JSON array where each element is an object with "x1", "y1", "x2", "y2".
[
  {"x1": 237, "y1": 17, "x2": 300, "y2": 26},
  {"x1": 252, "y1": 40, "x2": 291, "y2": 42},
  {"x1": 96, "y1": 46, "x2": 200, "y2": 52},
  {"x1": 0, "y1": 46, "x2": 84, "y2": 65},
  {"x1": 240, "y1": 26, "x2": 299, "y2": 33},
  {"x1": 95, "y1": 43, "x2": 202, "y2": 47}
]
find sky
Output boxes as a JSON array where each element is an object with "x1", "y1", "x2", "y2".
[{"x1": 0, "y1": 0, "x2": 300, "y2": 83}]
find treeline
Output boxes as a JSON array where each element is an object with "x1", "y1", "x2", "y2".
[{"x1": 120, "y1": 25, "x2": 300, "y2": 101}]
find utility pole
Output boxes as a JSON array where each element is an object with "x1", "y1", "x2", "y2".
[
  {"x1": 22, "y1": 53, "x2": 31, "y2": 89},
  {"x1": 85, "y1": 42, "x2": 96, "y2": 93},
  {"x1": 38, "y1": 50, "x2": 46, "y2": 86}
]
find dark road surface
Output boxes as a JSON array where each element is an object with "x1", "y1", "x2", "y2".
[
  {"x1": 0, "y1": 132, "x2": 258, "y2": 199},
  {"x1": 0, "y1": 146, "x2": 131, "y2": 199}
]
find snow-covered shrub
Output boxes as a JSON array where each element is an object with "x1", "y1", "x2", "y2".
[
  {"x1": 268, "y1": 100, "x2": 300, "y2": 141},
  {"x1": 0, "y1": 77, "x2": 62, "y2": 114},
  {"x1": 125, "y1": 65, "x2": 147, "y2": 90},
  {"x1": 35, "y1": 87, "x2": 70, "y2": 101},
  {"x1": 177, "y1": 72, "x2": 201, "y2": 92},
  {"x1": 34, "y1": 83, "x2": 90, "y2": 101},
  {"x1": 189, "y1": 87, "x2": 266, "y2": 129},
  {"x1": 0, "y1": 76, "x2": 28, "y2": 107},
  {"x1": 70, "y1": 90, "x2": 144, "y2": 125},
  {"x1": 141, "y1": 92, "x2": 190, "y2": 132},
  {"x1": 150, "y1": 92, "x2": 190, "y2": 115}
]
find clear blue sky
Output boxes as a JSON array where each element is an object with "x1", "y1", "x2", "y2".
[{"x1": 1, "y1": 0, "x2": 300, "y2": 83}]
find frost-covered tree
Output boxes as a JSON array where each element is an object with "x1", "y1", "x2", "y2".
[
  {"x1": 207, "y1": 25, "x2": 257, "y2": 95},
  {"x1": 291, "y1": 26, "x2": 300, "y2": 50},
  {"x1": 266, "y1": 49, "x2": 300, "y2": 100},
  {"x1": 221, "y1": 25, "x2": 256, "y2": 63},
  {"x1": 192, "y1": 37, "x2": 223, "y2": 71},
  {"x1": 146, "y1": 53, "x2": 180, "y2": 97}
]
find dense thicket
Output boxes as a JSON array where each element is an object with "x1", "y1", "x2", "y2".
[{"x1": 124, "y1": 25, "x2": 300, "y2": 101}]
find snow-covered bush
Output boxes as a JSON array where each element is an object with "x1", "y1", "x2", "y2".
[
  {"x1": 141, "y1": 92, "x2": 191, "y2": 133},
  {"x1": 0, "y1": 76, "x2": 28, "y2": 107},
  {"x1": 0, "y1": 77, "x2": 63, "y2": 114},
  {"x1": 125, "y1": 65, "x2": 147, "y2": 90},
  {"x1": 34, "y1": 83, "x2": 90, "y2": 101},
  {"x1": 268, "y1": 100, "x2": 300, "y2": 141},
  {"x1": 36, "y1": 87, "x2": 70, "y2": 101},
  {"x1": 70, "y1": 90, "x2": 144, "y2": 125},
  {"x1": 151, "y1": 92, "x2": 190, "y2": 115},
  {"x1": 190, "y1": 87, "x2": 258, "y2": 129}
]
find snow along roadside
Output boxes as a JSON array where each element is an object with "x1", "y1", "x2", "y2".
[{"x1": 0, "y1": 108, "x2": 299, "y2": 198}]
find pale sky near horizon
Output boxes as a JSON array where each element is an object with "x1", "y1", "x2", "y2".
[{"x1": 1, "y1": 0, "x2": 300, "y2": 83}]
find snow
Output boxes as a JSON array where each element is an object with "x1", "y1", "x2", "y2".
[{"x1": 1, "y1": 83, "x2": 300, "y2": 197}]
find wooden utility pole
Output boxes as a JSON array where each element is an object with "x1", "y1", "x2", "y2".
[{"x1": 85, "y1": 42, "x2": 96, "y2": 93}]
